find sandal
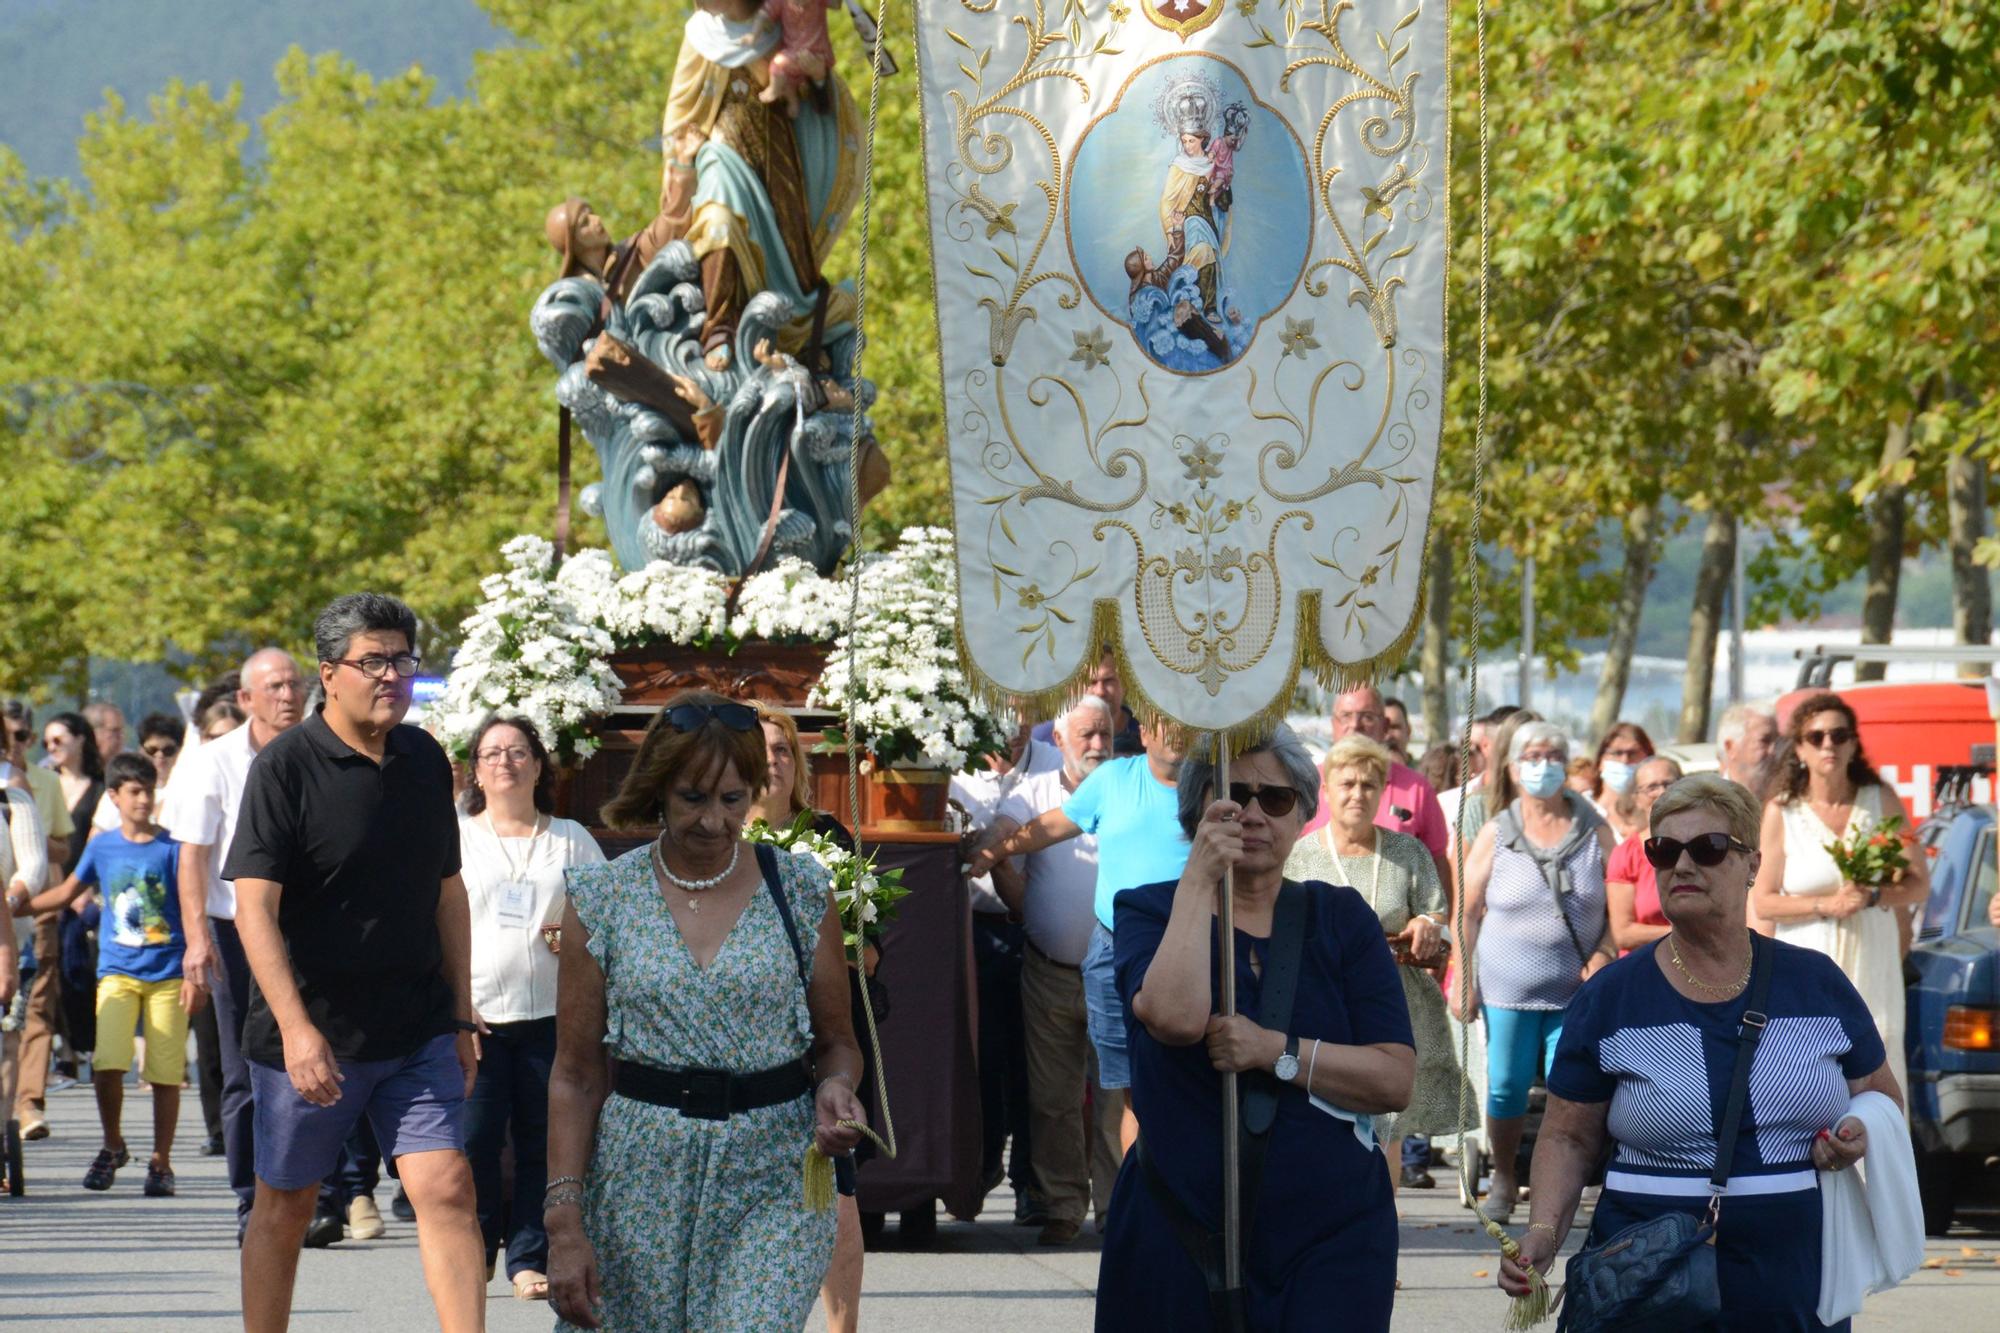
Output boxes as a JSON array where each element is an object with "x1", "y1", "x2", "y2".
[
  {"x1": 513, "y1": 1271, "x2": 550, "y2": 1301},
  {"x1": 143, "y1": 1165, "x2": 176, "y2": 1197},
  {"x1": 82, "y1": 1147, "x2": 129, "y2": 1192}
]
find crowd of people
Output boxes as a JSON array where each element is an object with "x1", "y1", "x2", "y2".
[{"x1": 0, "y1": 617, "x2": 1974, "y2": 1331}]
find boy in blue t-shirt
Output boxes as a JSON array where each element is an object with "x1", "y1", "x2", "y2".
[{"x1": 19, "y1": 752, "x2": 191, "y2": 1196}]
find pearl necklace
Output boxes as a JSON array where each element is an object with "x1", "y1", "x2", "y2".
[{"x1": 651, "y1": 837, "x2": 739, "y2": 912}]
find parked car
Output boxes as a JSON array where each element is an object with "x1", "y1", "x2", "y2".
[{"x1": 1905, "y1": 792, "x2": 2000, "y2": 1234}]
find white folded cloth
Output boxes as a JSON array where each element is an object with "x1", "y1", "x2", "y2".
[{"x1": 1818, "y1": 1089, "x2": 1925, "y2": 1324}]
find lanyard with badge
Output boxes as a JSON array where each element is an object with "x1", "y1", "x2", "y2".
[{"x1": 487, "y1": 812, "x2": 546, "y2": 929}]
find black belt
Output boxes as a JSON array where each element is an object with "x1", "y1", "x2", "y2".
[{"x1": 611, "y1": 1058, "x2": 811, "y2": 1121}]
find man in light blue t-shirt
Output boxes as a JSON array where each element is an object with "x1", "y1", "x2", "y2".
[{"x1": 969, "y1": 719, "x2": 1187, "y2": 1115}]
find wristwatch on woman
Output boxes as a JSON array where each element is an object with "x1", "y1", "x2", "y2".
[
  {"x1": 1867, "y1": 886, "x2": 1883, "y2": 908},
  {"x1": 1273, "y1": 1035, "x2": 1300, "y2": 1082}
]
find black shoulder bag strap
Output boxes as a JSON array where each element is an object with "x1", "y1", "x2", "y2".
[
  {"x1": 753, "y1": 842, "x2": 812, "y2": 995},
  {"x1": 1708, "y1": 931, "x2": 1775, "y2": 1211},
  {"x1": 1136, "y1": 879, "x2": 1311, "y2": 1331}
]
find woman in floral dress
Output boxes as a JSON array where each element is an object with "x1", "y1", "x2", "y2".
[
  {"x1": 1286, "y1": 734, "x2": 1471, "y2": 1189},
  {"x1": 544, "y1": 690, "x2": 867, "y2": 1331}
]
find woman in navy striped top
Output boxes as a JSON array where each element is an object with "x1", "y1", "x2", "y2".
[{"x1": 1497, "y1": 774, "x2": 1901, "y2": 1332}]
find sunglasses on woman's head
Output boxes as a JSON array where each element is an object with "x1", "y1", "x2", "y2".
[
  {"x1": 1802, "y1": 727, "x2": 1854, "y2": 749},
  {"x1": 1226, "y1": 782, "x2": 1299, "y2": 818},
  {"x1": 666, "y1": 702, "x2": 758, "y2": 734},
  {"x1": 1642, "y1": 832, "x2": 1755, "y2": 870}
]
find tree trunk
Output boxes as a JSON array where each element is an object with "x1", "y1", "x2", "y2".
[
  {"x1": 1420, "y1": 535, "x2": 1454, "y2": 754},
  {"x1": 1590, "y1": 498, "x2": 1663, "y2": 741},
  {"x1": 1946, "y1": 451, "x2": 1991, "y2": 678},
  {"x1": 1679, "y1": 508, "x2": 1736, "y2": 742},
  {"x1": 1854, "y1": 415, "x2": 1913, "y2": 684}
]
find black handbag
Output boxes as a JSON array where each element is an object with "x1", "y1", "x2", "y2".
[{"x1": 1555, "y1": 932, "x2": 1774, "y2": 1333}]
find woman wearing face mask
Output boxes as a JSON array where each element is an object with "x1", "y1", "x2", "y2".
[
  {"x1": 1589, "y1": 722, "x2": 1656, "y2": 841},
  {"x1": 1749, "y1": 694, "x2": 1926, "y2": 1105},
  {"x1": 1458, "y1": 720, "x2": 1618, "y2": 1221}
]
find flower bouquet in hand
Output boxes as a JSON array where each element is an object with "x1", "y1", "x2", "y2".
[
  {"x1": 1825, "y1": 815, "x2": 1913, "y2": 888},
  {"x1": 746, "y1": 810, "x2": 910, "y2": 951}
]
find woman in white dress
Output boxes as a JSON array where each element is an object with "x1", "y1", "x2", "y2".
[{"x1": 1750, "y1": 692, "x2": 1927, "y2": 1099}]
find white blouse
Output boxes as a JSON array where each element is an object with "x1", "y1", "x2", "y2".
[
  {"x1": 460, "y1": 812, "x2": 606, "y2": 1023},
  {"x1": 4, "y1": 788, "x2": 49, "y2": 954}
]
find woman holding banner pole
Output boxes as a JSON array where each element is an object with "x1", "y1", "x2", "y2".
[{"x1": 1096, "y1": 725, "x2": 1413, "y2": 1331}]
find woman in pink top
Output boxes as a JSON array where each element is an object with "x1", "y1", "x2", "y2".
[{"x1": 1603, "y1": 756, "x2": 1683, "y2": 954}]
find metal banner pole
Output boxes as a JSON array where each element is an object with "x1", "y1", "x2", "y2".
[{"x1": 1217, "y1": 737, "x2": 1241, "y2": 1299}]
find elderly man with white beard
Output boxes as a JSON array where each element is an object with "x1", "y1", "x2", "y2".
[{"x1": 987, "y1": 697, "x2": 1123, "y2": 1246}]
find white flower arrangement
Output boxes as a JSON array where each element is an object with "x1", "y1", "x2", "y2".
[
  {"x1": 434, "y1": 535, "x2": 624, "y2": 765},
  {"x1": 728, "y1": 556, "x2": 850, "y2": 643},
  {"x1": 810, "y1": 526, "x2": 1013, "y2": 772},
  {"x1": 442, "y1": 528, "x2": 999, "y2": 774},
  {"x1": 555, "y1": 548, "x2": 733, "y2": 648},
  {"x1": 745, "y1": 812, "x2": 909, "y2": 949}
]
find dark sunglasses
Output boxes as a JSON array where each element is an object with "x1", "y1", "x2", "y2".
[
  {"x1": 1802, "y1": 727, "x2": 1854, "y2": 749},
  {"x1": 666, "y1": 702, "x2": 758, "y2": 734},
  {"x1": 7, "y1": 728, "x2": 27, "y2": 743},
  {"x1": 1643, "y1": 832, "x2": 1755, "y2": 870},
  {"x1": 141, "y1": 742, "x2": 180, "y2": 759},
  {"x1": 1226, "y1": 782, "x2": 1300, "y2": 818}
]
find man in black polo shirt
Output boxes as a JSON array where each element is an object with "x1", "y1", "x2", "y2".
[{"x1": 226, "y1": 593, "x2": 484, "y2": 1332}]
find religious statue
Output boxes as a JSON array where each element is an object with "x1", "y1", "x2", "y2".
[{"x1": 529, "y1": 0, "x2": 889, "y2": 578}]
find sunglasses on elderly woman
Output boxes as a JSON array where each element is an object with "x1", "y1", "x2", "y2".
[
  {"x1": 1642, "y1": 832, "x2": 1755, "y2": 870},
  {"x1": 665, "y1": 702, "x2": 758, "y2": 734},
  {"x1": 1226, "y1": 782, "x2": 1300, "y2": 818}
]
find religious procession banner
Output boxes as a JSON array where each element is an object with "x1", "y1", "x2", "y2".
[{"x1": 917, "y1": 0, "x2": 1449, "y2": 736}]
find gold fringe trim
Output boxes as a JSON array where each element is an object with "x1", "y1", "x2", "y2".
[{"x1": 953, "y1": 577, "x2": 1428, "y2": 757}]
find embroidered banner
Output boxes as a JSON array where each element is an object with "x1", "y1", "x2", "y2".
[{"x1": 919, "y1": 0, "x2": 1449, "y2": 734}]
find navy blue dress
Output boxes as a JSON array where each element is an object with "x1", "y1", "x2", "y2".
[
  {"x1": 1095, "y1": 879, "x2": 1413, "y2": 1332},
  {"x1": 1548, "y1": 938, "x2": 1887, "y2": 1333}
]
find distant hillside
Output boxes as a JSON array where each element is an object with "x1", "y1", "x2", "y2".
[{"x1": 0, "y1": 0, "x2": 501, "y2": 180}]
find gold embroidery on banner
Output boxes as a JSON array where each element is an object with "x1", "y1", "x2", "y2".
[
  {"x1": 941, "y1": 1, "x2": 1123, "y2": 367},
  {"x1": 912, "y1": 0, "x2": 1449, "y2": 740},
  {"x1": 1141, "y1": 0, "x2": 1226, "y2": 43},
  {"x1": 1249, "y1": 1, "x2": 1428, "y2": 349}
]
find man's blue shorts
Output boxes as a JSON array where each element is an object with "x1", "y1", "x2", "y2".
[
  {"x1": 1082, "y1": 923, "x2": 1132, "y2": 1090},
  {"x1": 250, "y1": 1032, "x2": 465, "y2": 1189}
]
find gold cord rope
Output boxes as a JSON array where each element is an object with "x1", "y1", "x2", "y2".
[
  {"x1": 1449, "y1": 1, "x2": 1552, "y2": 1323},
  {"x1": 806, "y1": 0, "x2": 900, "y2": 1211}
]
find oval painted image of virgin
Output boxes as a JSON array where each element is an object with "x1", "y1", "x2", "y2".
[{"x1": 1067, "y1": 55, "x2": 1312, "y2": 374}]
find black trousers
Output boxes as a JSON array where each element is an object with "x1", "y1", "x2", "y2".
[
  {"x1": 192, "y1": 1000, "x2": 224, "y2": 1140},
  {"x1": 973, "y1": 913, "x2": 1033, "y2": 1193},
  {"x1": 465, "y1": 1017, "x2": 557, "y2": 1277},
  {"x1": 208, "y1": 917, "x2": 258, "y2": 1223}
]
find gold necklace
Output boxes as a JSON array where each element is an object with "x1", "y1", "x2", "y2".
[{"x1": 1667, "y1": 932, "x2": 1750, "y2": 996}]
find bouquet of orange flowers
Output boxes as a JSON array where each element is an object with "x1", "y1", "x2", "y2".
[{"x1": 1825, "y1": 815, "x2": 1913, "y2": 888}]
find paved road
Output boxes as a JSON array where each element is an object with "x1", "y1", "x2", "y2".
[{"x1": 3, "y1": 1083, "x2": 1995, "y2": 1329}]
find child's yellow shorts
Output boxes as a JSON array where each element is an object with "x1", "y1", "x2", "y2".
[{"x1": 95, "y1": 974, "x2": 189, "y2": 1086}]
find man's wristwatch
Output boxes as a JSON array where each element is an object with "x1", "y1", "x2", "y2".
[{"x1": 1273, "y1": 1035, "x2": 1300, "y2": 1082}]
